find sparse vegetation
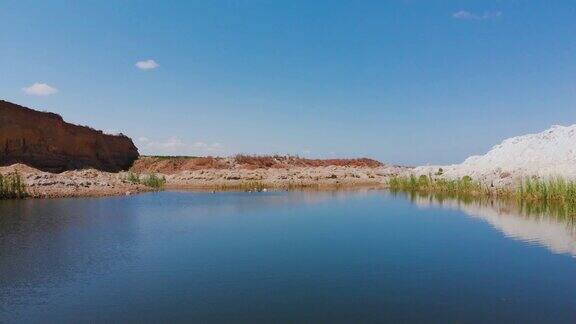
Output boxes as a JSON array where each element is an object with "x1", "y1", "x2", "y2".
[
  {"x1": 515, "y1": 177, "x2": 576, "y2": 205},
  {"x1": 140, "y1": 173, "x2": 166, "y2": 189},
  {"x1": 234, "y1": 154, "x2": 382, "y2": 169},
  {"x1": 241, "y1": 181, "x2": 266, "y2": 192},
  {"x1": 388, "y1": 174, "x2": 485, "y2": 196},
  {"x1": 395, "y1": 188, "x2": 576, "y2": 222},
  {"x1": 0, "y1": 172, "x2": 27, "y2": 199},
  {"x1": 213, "y1": 181, "x2": 268, "y2": 192},
  {"x1": 132, "y1": 156, "x2": 229, "y2": 173},
  {"x1": 209, "y1": 180, "x2": 327, "y2": 192},
  {"x1": 125, "y1": 171, "x2": 141, "y2": 184},
  {"x1": 388, "y1": 175, "x2": 576, "y2": 216},
  {"x1": 122, "y1": 171, "x2": 166, "y2": 189},
  {"x1": 286, "y1": 181, "x2": 320, "y2": 191},
  {"x1": 131, "y1": 155, "x2": 383, "y2": 174}
]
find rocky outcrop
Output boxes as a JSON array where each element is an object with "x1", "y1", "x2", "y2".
[{"x1": 0, "y1": 100, "x2": 139, "y2": 172}]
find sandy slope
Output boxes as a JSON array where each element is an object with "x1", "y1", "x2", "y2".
[{"x1": 0, "y1": 164, "x2": 149, "y2": 198}]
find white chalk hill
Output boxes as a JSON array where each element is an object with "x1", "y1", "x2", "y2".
[{"x1": 414, "y1": 125, "x2": 576, "y2": 184}]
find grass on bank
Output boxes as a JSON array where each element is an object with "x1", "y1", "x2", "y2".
[
  {"x1": 388, "y1": 175, "x2": 576, "y2": 212},
  {"x1": 388, "y1": 174, "x2": 486, "y2": 196},
  {"x1": 214, "y1": 181, "x2": 268, "y2": 192},
  {"x1": 0, "y1": 172, "x2": 27, "y2": 199},
  {"x1": 516, "y1": 177, "x2": 576, "y2": 205},
  {"x1": 123, "y1": 171, "x2": 166, "y2": 189}
]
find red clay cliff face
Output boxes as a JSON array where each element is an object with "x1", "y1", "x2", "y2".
[{"x1": 0, "y1": 100, "x2": 139, "y2": 173}]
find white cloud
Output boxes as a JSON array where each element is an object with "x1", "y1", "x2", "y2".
[
  {"x1": 453, "y1": 10, "x2": 501, "y2": 20},
  {"x1": 136, "y1": 136, "x2": 224, "y2": 155},
  {"x1": 135, "y1": 59, "x2": 159, "y2": 70},
  {"x1": 22, "y1": 83, "x2": 58, "y2": 96}
]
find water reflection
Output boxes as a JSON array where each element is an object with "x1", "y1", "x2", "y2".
[
  {"x1": 3, "y1": 190, "x2": 576, "y2": 323},
  {"x1": 395, "y1": 191, "x2": 576, "y2": 257},
  {"x1": 0, "y1": 197, "x2": 142, "y2": 315},
  {"x1": 0, "y1": 191, "x2": 370, "y2": 310}
]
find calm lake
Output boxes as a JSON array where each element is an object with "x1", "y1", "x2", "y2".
[{"x1": 1, "y1": 190, "x2": 576, "y2": 323}]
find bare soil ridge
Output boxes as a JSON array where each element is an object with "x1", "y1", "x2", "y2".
[
  {"x1": 0, "y1": 164, "x2": 149, "y2": 198},
  {"x1": 132, "y1": 155, "x2": 396, "y2": 191},
  {"x1": 132, "y1": 155, "x2": 383, "y2": 173}
]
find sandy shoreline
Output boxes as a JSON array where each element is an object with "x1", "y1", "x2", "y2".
[
  {"x1": 1, "y1": 163, "x2": 406, "y2": 199},
  {"x1": 161, "y1": 166, "x2": 403, "y2": 189},
  {"x1": 0, "y1": 164, "x2": 152, "y2": 199}
]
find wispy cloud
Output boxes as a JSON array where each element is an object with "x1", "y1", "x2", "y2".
[
  {"x1": 136, "y1": 137, "x2": 224, "y2": 155},
  {"x1": 22, "y1": 82, "x2": 58, "y2": 96},
  {"x1": 135, "y1": 59, "x2": 159, "y2": 70},
  {"x1": 452, "y1": 10, "x2": 502, "y2": 20}
]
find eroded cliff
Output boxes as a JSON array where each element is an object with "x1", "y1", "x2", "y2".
[{"x1": 0, "y1": 100, "x2": 138, "y2": 172}]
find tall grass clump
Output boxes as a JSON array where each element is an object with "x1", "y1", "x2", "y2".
[
  {"x1": 141, "y1": 173, "x2": 166, "y2": 189},
  {"x1": 216, "y1": 181, "x2": 268, "y2": 192},
  {"x1": 123, "y1": 172, "x2": 166, "y2": 189},
  {"x1": 0, "y1": 172, "x2": 27, "y2": 199},
  {"x1": 516, "y1": 177, "x2": 576, "y2": 206},
  {"x1": 390, "y1": 175, "x2": 576, "y2": 218},
  {"x1": 125, "y1": 171, "x2": 141, "y2": 184},
  {"x1": 388, "y1": 174, "x2": 484, "y2": 196}
]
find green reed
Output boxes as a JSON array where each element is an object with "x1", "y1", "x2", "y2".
[
  {"x1": 0, "y1": 172, "x2": 27, "y2": 199},
  {"x1": 388, "y1": 174, "x2": 485, "y2": 196},
  {"x1": 388, "y1": 175, "x2": 576, "y2": 218},
  {"x1": 515, "y1": 177, "x2": 576, "y2": 206},
  {"x1": 140, "y1": 173, "x2": 166, "y2": 189},
  {"x1": 122, "y1": 172, "x2": 166, "y2": 189}
]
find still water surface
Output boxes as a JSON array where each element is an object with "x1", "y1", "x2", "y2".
[{"x1": 1, "y1": 190, "x2": 576, "y2": 323}]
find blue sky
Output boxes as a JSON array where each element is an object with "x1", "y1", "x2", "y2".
[{"x1": 1, "y1": 1, "x2": 574, "y2": 165}]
